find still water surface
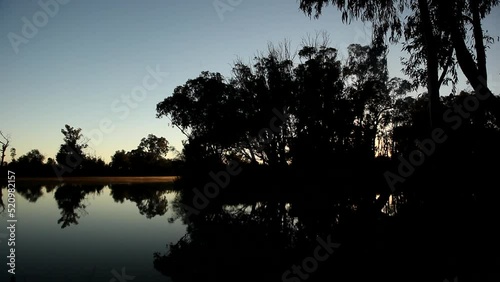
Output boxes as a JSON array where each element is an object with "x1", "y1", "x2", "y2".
[
  {"x1": 1, "y1": 178, "x2": 484, "y2": 282},
  {"x1": 0, "y1": 181, "x2": 185, "y2": 282}
]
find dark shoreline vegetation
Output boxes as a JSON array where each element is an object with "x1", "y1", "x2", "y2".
[
  {"x1": 150, "y1": 28, "x2": 500, "y2": 280},
  {"x1": 12, "y1": 176, "x2": 178, "y2": 184},
  {"x1": 2, "y1": 38, "x2": 500, "y2": 281},
  {"x1": 2, "y1": 41, "x2": 500, "y2": 281},
  {"x1": 2, "y1": 1, "x2": 500, "y2": 281}
]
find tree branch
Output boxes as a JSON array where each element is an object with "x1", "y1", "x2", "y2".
[{"x1": 438, "y1": 47, "x2": 454, "y2": 86}]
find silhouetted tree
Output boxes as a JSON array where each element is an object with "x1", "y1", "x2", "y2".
[
  {"x1": 158, "y1": 38, "x2": 408, "y2": 176},
  {"x1": 0, "y1": 131, "x2": 11, "y2": 166},
  {"x1": 110, "y1": 150, "x2": 131, "y2": 174},
  {"x1": 56, "y1": 124, "x2": 88, "y2": 172},
  {"x1": 298, "y1": 0, "x2": 498, "y2": 127},
  {"x1": 291, "y1": 40, "x2": 346, "y2": 167},
  {"x1": 81, "y1": 155, "x2": 108, "y2": 176},
  {"x1": 18, "y1": 149, "x2": 45, "y2": 165},
  {"x1": 10, "y1": 149, "x2": 49, "y2": 177},
  {"x1": 138, "y1": 134, "x2": 171, "y2": 160},
  {"x1": 230, "y1": 42, "x2": 294, "y2": 167},
  {"x1": 157, "y1": 71, "x2": 244, "y2": 166},
  {"x1": 46, "y1": 157, "x2": 56, "y2": 166},
  {"x1": 9, "y1": 148, "x2": 16, "y2": 162},
  {"x1": 110, "y1": 135, "x2": 176, "y2": 176},
  {"x1": 343, "y1": 42, "x2": 410, "y2": 158}
]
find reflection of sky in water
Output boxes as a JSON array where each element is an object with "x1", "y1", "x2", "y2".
[{"x1": 0, "y1": 185, "x2": 186, "y2": 282}]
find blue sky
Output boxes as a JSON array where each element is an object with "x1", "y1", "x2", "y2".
[{"x1": 1, "y1": 0, "x2": 499, "y2": 163}]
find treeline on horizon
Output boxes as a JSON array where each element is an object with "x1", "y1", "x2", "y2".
[
  {"x1": 1, "y1": 35, "x2": 500, "y2": 186},
  {"x1": 0, "y1": 126, "x2": 183, "y2": 177}
]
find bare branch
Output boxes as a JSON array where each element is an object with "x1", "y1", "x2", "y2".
[
  {"x1": 0, "y1": 130, "x2": 11, "y2": 166},
  {"x1": 0, "y1": 131, "x2": 10, "y2": 145}
]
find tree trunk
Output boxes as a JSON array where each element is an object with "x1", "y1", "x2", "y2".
[
  {"x1": 0, "y1": 147, "x2": 5, "y2": 166},
  {"x1": 418, "y1": 0, "x2": 442, "y2": 129},
  {"x1": 448, "y1": 2, "x2": 494, "y2": 103},
  {"x1": 470, "y1": 0, "x2": 487, "y2": 85},
  {"x1": 468, "y1": 0, "x2": 489, "y2": 126}
]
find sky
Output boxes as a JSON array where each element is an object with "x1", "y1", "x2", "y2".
[{"x1": 1, "y1": 0, "x2": 499, "y2": 163}]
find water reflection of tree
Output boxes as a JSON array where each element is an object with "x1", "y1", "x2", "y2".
[
  {"x1": 2, "y1": 182, "x2": 61, "y2": 206},
  {"x1": 155, "y1": 187, "x2": 500, "y2": 282},
  {"x1": 15, "y1": 183, "x2": 45, "y2": 202},
  {"x1": 54, "y1": 184, "x2": 104, "y2": 228},
  {"x1": 109, "y1": 183, "x2": 172, "y2": 219},
  {"x1": 154, "y1": 190, "x2": 346, "y2": 282}
]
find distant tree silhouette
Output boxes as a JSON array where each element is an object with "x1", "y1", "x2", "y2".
[
  {"x1": 18, "y1": 149, "x2": 45, "y2": 165},
  {"x1": 110, "y1": 134, "x2": 177, "y2": 176},
  {"x1": 81, "y1": 155, "x2": 108, "y2": 176},
  {"x1": 2, "y1": 130, "x2": 178, "y2": 177},
  {"x1": 137, "y1": 134, "x2": 171, "y2": 160},
  {"x1": 45, "y1": 157, "x2": 56, "y2": 169},
  {"x1": 110, "y1": 149, "x2": 131, "y2": 174},
  {"x1": 0, "y1": 131, "x2": 11, "y2": 166},
  {"x1": 55, "y1": 124, "x2": 88, "y2": 171},
  {"x1": 9, "y1": 148, "x2": 16, "y2": 162},
  {"x1": 7, "y1": 149, "x2": 55, "y2": 177}
]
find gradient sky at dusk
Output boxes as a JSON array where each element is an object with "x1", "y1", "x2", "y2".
[{"x1": 1, "y1": 0, "x2": 499, "y2": 162}]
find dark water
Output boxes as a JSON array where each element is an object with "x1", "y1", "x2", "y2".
[
  {"x1": 1, "y1": 181, "x2": 499, "y2": 282},
  {"x1": 0, "y1": 182, "x2": 185, "y2": 282}
]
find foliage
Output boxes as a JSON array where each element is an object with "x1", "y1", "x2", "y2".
[
  {"x1": 156, "y1": 39, "x2": 412, "y2": 171},
  {"x1": 55, "y1": 124, "x2": 88, "y2": 169},
  {"x1": 297, "y1": 0, "x2": 499, "y2": 127},
  {"x1": 110, "y1": 134, "x2": 177, "y2": 176}
]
